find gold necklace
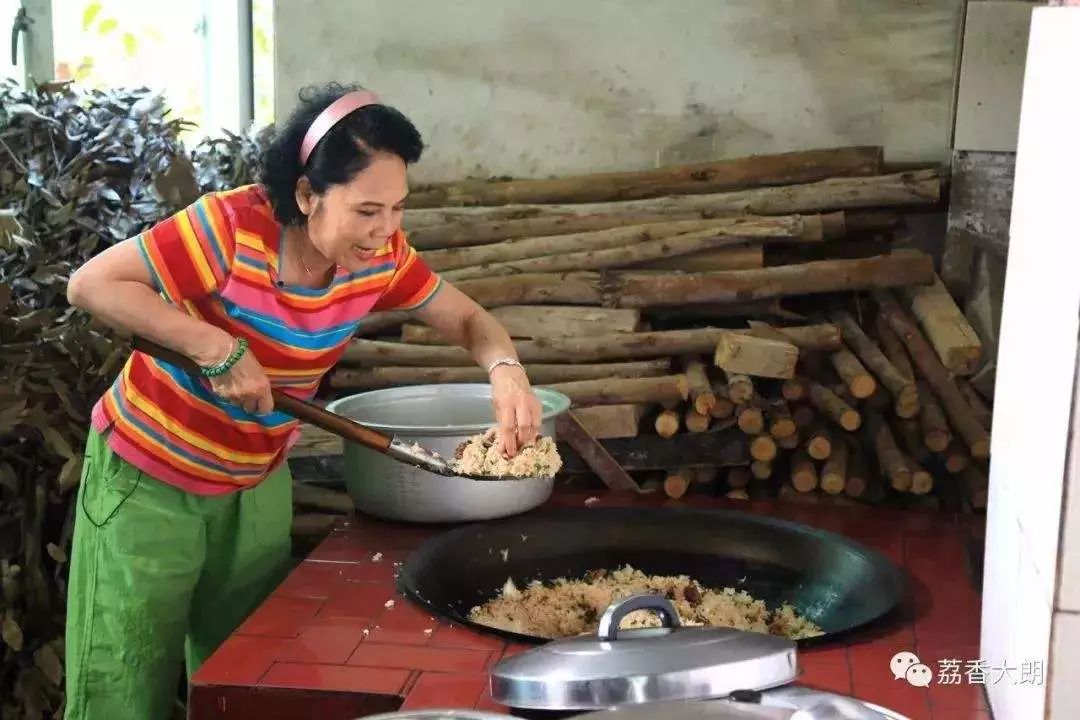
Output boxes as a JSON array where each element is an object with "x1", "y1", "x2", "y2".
[{"x1": 298, "y1": 244, "x2": 314, "y2": 276}]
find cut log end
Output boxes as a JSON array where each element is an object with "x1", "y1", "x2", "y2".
[
  {"x1": 663, "y1": 469, "x2": 693, "y2": 499},
  {"x1": 737, "y1": 406, "x2": 766, "y2": 435},
  {"x1": 924, "y1": 429, "x2": 952, "y2": 454},
  {"x1": 685, "y1": 410, "x2": 712, "y2": 434},
  {"x1": 750, "y1": 435, "x2": 778, "y2": 463},
  {"x1": 726, "y1": 374, "x2": 755, "y2": 404},
  {"x1": 769, "y1": 417, "x2": 797, "y2": 440},
  {"x1": 840, "y1": 411, "x2": 861, "y2": 432},
  {"x1": 844, "y1": 475, "x2": 868, "y2": 498},
  {"x1": 655, "y1": 409, "x2": 681, "y2": 438},
  {"x1": 895, "y1": 384, "x2": 921, "y2": 419},
  {"x1": 807, "y1": 436, "x2": 832, "y2": 461},
  {"x1": 727, "y1": 467, "x2": 752, "y2": 490},
  {"x1": 781, "y1": 378, "x2": 807, "y2": 401},
  {"x1": 750, "y1": 460, "x2": 773, "y2": 480},
  {"x1": 790, "y1": 450, "x2": 818, "y2": 493},
  {"x1": 911, "y1": 470, "x2": 935, "y2": 496},
  {"x1": 710, "y1": 396, "x2": 736, "y2": 419}
]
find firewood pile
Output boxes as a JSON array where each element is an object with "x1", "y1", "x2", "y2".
[{"x1": 321, "y1": 146, "x2": 992, "y2": 514}]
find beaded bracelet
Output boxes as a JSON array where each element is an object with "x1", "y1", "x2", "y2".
[{"x1": 202, "y1": 337, "x2": 248, "y2": 378}]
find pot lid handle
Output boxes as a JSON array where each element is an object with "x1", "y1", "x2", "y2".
[{"x1": 597, "y1": 593, "x2": 681, "y2": 641}]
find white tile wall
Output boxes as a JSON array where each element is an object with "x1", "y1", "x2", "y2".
[
  {"x1": 1057, "y1": 359, "x2": 1080, "y2": 613},
  {"x1": 1049, "y1": 612, "x2": 1080, "y2": 717},
  {"x1": 980, "y1": 7, "x2": 1080, "y2": 719}
]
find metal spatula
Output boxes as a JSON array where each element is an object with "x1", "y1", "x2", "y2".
[{"x1": 131, "y1": 336, "x2": 549, "y2": 483}]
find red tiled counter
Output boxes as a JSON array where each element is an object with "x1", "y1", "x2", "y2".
[{"x1": 189, "y1": 490, "x2": 990, "y2": 720}]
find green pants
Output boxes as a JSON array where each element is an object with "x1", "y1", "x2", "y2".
[{"x1": 64, "y1": 428, "x2": 293, "y2": 720}]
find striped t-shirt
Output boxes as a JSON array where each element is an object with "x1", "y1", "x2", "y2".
[{"x1": 91, "y1": 184, "x2": 441, "y2": 495}]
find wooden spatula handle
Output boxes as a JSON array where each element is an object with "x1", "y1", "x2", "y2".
[{"x1": 131, "y1": 336, "x2": 392, "y2": 452}]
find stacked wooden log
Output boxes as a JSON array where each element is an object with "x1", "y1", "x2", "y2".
[{"x1": 321, "y1": 146, "x2": 992, "y2": 514}]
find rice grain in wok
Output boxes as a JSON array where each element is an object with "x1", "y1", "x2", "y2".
[{"x1": 468, "y1": 565, "x2": 823, "y2": 640}]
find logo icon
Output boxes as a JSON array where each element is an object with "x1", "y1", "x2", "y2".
[
  {"x1": 890, "y1": 651, "x2": 921, "y2": 681},
  {"x1": 905, "y1": 663, "x2": 933, "y2": 687}
]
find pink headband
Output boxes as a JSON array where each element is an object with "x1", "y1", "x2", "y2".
[{"x1": 298, "y1": 89, "x2": 381, "y2": 166}]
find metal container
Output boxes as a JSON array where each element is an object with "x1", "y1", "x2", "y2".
[
  {"x1": 324, "y1": 384, "x2": 571, "y2": 523},
  {"x1": 487, "y1": 594, "x2": 909, "y2": 719},
  {"x1": 491, "y1": 594, "x2": 798, "y2": 712}
]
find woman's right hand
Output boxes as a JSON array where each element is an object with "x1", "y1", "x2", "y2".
[{"x1": 206, "y1": 351, "x2": 274, "y2": 415}]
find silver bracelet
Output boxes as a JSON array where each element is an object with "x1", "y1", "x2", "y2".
[{"x1": 486, "y1": 357, "x2": 524, "y2": 375}]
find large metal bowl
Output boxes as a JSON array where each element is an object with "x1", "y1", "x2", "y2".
[{"x1": 324, "y1": 384, "x2": 571, "y2": 524}]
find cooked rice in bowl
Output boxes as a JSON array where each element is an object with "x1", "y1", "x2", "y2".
[
  {"x1": 468, "y1": 564, "x2": 823, "y2": 640},
  {"x1": 452, "y1": 427, "x2": 562, "y2": 478}
]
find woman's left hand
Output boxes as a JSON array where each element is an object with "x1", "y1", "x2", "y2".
[{"x1": 490, "y1": 365, "x2": 543, "y2": 457}]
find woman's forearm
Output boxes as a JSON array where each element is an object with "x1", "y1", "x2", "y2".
[
  {"x1": 459, "y1": 307, "x2": 520, "y2": 370},
  {"x1": 69, "y1": 279, "x2": 233, "y2": 367}
]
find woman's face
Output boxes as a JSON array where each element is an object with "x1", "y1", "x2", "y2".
[{"x1": 296, "y1": 150, "x2": 409, "y2": 272}]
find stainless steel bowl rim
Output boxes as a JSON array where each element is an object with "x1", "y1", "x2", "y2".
[{"x1": 325, "y1": 383, "x2": 572, "y2": 435}]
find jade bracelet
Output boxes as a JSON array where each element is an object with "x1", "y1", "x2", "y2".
[{"x1": 202, "y1": 337, "x2": 248, "y2": 377}]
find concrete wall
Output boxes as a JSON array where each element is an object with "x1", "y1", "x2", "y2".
[{"x1": 275, "y1": 0, "x2": 964, "y2": 182}]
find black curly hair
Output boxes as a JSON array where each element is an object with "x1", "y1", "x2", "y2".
[{"x1": 258, "y1": 82, "x2": 425, "y2": 226}]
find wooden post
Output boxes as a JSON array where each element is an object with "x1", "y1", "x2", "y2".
[
  {"x1": 555, "y1": 414, "x2": 640, "y2": 491},
  {"x1": 874, "y1": 290, "x2": 991, "y2": 459},
  {"x1": 330, "y1": 360, "x2": 670, "y2": 389},
  {"x1": 570, "y1": 405, "x2": 646, "y2": 439},
  {"x1": 781, "y1": 377, "x2": 807, "y2": 402},
  {"x1": 828, "y1": 344, "x2": 877, "y2": 399},
  {"x1": 403, "y1": 305, "x2": 641, "y2": 340},
  {"x1": 790, "y1": 449, "x2": 819, "y2": 493},
  {"x1": 406, "y1": 146, "x2": 885, "y2": 207},
  {"x1": 664, "y1": 468, "x2": 694, "y2": 499},
  {"x1": 832, "y1": 309, "x2": 919, "y2": 417},
  {"x1": 820, "y1": 440, "x2": 849, "y2": 495},
  {"x1": 901, "y1": 275, "x2": 983, "y2": 376},
  {"x1": 767, "y1": 403, "x2": 797, "y2": 439},
  {"x1": 807, "y1": 380, "x2": 861, "y2": 431},
  {"x1": 424, "y1": 218, "x2": 789, "y2": 271},
  {"x1": 655, "y1": 409, "x2": 681, "y2": 438},
  {"x1": 805, "y1": 422, "x2": 833, "y2": 461},
  {"x1": 959, "y1": 465, "x2": 989, "y2": 510},
  {"x1": 906, "y1": 455, "x2": 935, "y2": 496},
  {"x1": 874, "y1": 314, "x2": 915, "y2": 382},
  {"x1": 443, "y1": 224, "x2": 793, "y2": 281},
  {"x1": 404, "y1": 169, "x2": 940, "y2": 226},
  {"x1": 714, "y1": 334, "x2": 799, "y2": 380},
  {"x1": 918, "y1": 382, "x2": 952, "y2": 453},
  {"x1": 737, "y1": 403, "x2": 766, "y2": 435},
  {"x1": 750, "y1": 460, "x2": 773, "y2": 480},
  {"x1": 941, "y1": 440, "x2": 972, "y2": 475},
  {"x1": 542, "y1": 375, "x2": 690, "y2": 406},
  {"x1": 726, "y1": 372, "x2": 755, "y2": 404},
  {"x1": 450, "y1": 252, "x2": 935, "y2": 309},
  {"x1": 727, "y1": 466, "x2": 753, "y2": 490},
  {"x1": 685, "y1": 409, "x2": 713, "y2": 434},
  {"x1": 957, "y1": 378, "x2": 993, "y2": 431},
  {"x1": 750, "y1": 435, "x2": 778, "y2": 463},
  {"x1": 710, "y1": 384, "x2": 736, "y2": 419},
  {"x1": 684, "y1": 358, "x2": 718, "y2": 416},
  {"x1": 868, "y1": 410, "x2": 912, "y2": 492}
]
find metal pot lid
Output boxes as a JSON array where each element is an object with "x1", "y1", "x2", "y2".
[
  {"x1": 490, "y1": 593, "x2": 798, "y2": 711},
  {"x1": 358, "y1": 711, "x2": 515, "y2": 720},
  {"x1": 569, "y1": 689, "x2": 907, "y2": 719}
]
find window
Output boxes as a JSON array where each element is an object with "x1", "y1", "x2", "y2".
[
  {"x1": 3, "y1": 0, "x2": 27, "y2": 83},
  {"x1": 44, "y1": 0, "x2": 273, "y2": 144}
]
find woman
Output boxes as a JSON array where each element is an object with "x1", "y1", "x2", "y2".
[{"x1": 63, "y1": 82, "x2": 543, "y2": 719}]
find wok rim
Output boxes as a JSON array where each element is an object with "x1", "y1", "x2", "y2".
[
  {"x1": 396, "y1": 505, "x2": 908, "y2": 648},
  {"x1": 325, "y1": 383, "x2": 571, "y2": 435}
]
